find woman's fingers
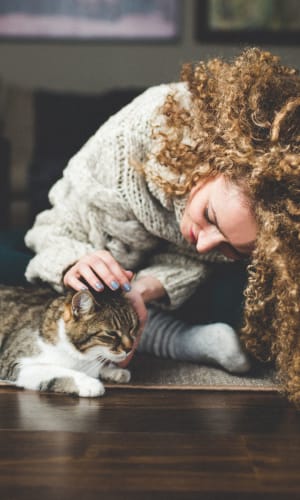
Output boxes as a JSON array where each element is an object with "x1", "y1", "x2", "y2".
[
  {"x1": 91, "y1": 251, "x2": 131, "y2": 291},
  {"x1": 125, "y1": 287, "x2": 148, "y2": 329},
  {"x1": 64, "y1": 273, "x2": 89, "y2": 291},
  {"x1": 63, "y1": 250, "x2": 133, "y2": 292},
  {"x1": 73, "y1": 262, "x2": 106, "y2": 292},
  {"x1": 117, "y1": 288, "x2": 148, "y2": 369}
]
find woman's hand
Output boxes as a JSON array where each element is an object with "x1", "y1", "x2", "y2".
[
  {"x1": 117, "y1": 285, "x2": 148, "y2": 368},
  {"x1": 63, "y1": 250, "x2": 133, "y2": 293},
  {"x1": 64, "y1": 251, "x2": 167, "y2": 367},
  {"x1": 118, "y1": 275, "x2": 166, "y2": 368}
]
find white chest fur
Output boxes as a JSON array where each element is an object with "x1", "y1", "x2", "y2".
[
  {"x1": 19, "y1": 319, "x2": 101, "y2": 378},
  {"x1": 15, "y1": 319, "x2": 131, "y2": 397}
]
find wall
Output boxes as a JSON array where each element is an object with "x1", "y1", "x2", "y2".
[{"x1": 0, "y1": 0, "x2": 299, "y2": 93}]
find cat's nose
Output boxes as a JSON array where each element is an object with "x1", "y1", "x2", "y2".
[{"x1": 122, "y1": 337, "x2": 133, "y2": 353}]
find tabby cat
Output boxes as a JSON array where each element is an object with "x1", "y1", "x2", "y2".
[{"x1": 0, "y1": 284, "x2": 139, "y2": 397}]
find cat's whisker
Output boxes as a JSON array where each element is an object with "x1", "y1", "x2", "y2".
[
  {"x1": 90, "y1": 358, "x2": 103, "y2": 374},
  {"x1": 97, "y1": 355, "x2": 110, "y2": 367},
  {"x1": 84, "y1": 358, "x2": 102, "y2": 372}
]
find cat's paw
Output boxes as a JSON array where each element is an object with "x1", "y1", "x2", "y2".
[
  {"x1": 112, "y1": 368, "x2": 131, "y2": 383},
  {"x1": 74, "y1": 374, "x2": 105, "y2": 397},
  {"x1": 100, "y1": 365, "x2": 131, "y2": 384},
  {"x1": 16, "y1": 365, "x2": 106, "y2": 397}
]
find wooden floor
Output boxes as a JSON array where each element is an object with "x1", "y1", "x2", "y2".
[{"x1": 0, "y1": 387, "x2": 299, "y2": 500}]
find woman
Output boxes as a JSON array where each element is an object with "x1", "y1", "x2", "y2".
[{"x1": 25, "y1": 48, "x2": 300, "y2": 404}]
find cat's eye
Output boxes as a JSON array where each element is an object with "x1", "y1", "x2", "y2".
[
  {"x1": 98, "y1": 333, "x2": 111, "y2": 339},
  {"x1": 89, "y1": 331, "x2": 109, "y2": 340},
  {"x1": 108, "y1": 331, "x2": 119, "y2": 337},
  {"x1": 97, "y1": 332, "x2": 116, "y2": 343}
]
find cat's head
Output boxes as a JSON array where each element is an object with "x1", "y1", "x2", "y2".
[{"x1": 62, "y1": 287, "x2": 140, "y2": 363}]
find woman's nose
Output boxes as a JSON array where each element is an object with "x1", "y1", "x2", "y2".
[{"x1": 196, "y1": 227, "x2": 224, "y2": 254}]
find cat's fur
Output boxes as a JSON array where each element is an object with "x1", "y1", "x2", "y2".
[{"x1": 0, "y1": 284, "x2": 139, "y2": 397}]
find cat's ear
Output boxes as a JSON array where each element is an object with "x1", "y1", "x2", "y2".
[{"x1": 71, "y1": 290, "x2": 95, "y2": 319}]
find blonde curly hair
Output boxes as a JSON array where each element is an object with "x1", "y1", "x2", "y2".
[{"x1": 148, "y1": 48, "x2": 300, "y2": 405}]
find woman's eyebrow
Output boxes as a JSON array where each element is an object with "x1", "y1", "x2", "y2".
[{"x1": 211, "y1": 205, "x2": 255, "y2": 252}]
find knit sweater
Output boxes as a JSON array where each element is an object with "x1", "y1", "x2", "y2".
[{"x1": 25, "y1": 83, "x2": 228, "y2": 309}]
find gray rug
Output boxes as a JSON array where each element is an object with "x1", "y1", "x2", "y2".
[
  {"x1": 107, "y1": 353, "x2": 280, "y2": 392},
  {"x1": 0, "y1": 353, "x2": 279, "y2": 392}
]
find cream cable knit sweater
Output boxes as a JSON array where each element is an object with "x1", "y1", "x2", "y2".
[{"x1": 25, "y1": 83, "x2": 228, "y2": 309}]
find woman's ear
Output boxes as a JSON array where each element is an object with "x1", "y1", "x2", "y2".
[{"x1": 71, "y1": 290, "x2": 95, "y2": 318}]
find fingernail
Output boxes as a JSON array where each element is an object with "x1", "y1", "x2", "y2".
[
  {"x1": 95, "y1": 282, "x2": 104, "y2": 290},
  {"x1": 80, "y1": 286, "x2": 88, "y2": 291},
  {"x1": 110, "y1": 280, "x2": 120, "y2": 290},
  {"x1": 122, "y1": 283, "x2": 131, "y2": 292}
]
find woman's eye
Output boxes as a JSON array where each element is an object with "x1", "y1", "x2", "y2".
[{"x1": 204, "y1": 207, "x2": 212, "y2": 224}]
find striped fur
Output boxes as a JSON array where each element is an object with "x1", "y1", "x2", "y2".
[{"x1": 0, "y1": 284, "x2": 139, "y2": 397}]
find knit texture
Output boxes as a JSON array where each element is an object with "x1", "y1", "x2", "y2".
[
  {"x1": 25, "y1": 83, "x2": 228, "y2": 309},
  {"x1": 138, "y1": 307, "x2": 251, "y2": 374}
]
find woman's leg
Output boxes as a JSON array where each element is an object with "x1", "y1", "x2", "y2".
[
  {"x1": 137, "y1": 261, "x2": 250, "y2": 373},
  {"x1": 138, "y1": 307, "x2": 250, "y2": 373}
]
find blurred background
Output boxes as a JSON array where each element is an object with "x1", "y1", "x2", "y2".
[
  {"x1": 0, "y1": 0, "x2": 299, "y2": 92},
  {"x1": 0, "y1": 0, "x2": 299, "y2": 230}
]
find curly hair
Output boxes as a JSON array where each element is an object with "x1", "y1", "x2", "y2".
[{"x1": 147, "y1": 48, "x2": 300, "y2": 405}]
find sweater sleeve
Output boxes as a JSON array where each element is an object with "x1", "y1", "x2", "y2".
[
  {"x1": 24, "y1": 130, "x2": 112, "y2": 291},
  {"x1": 25, "y1": 82, "x2": 222, "y2": 302},
  {"x1": 25, "y1": 182, "x2": 96, "y2": 291},
  {"x1": 135, "y1": 245, "x2": 213, "y2": 310},
  {"x1": 25, "y1": 85, "x2": 172, "y2": 291}
]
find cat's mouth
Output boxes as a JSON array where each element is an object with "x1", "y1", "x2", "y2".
[{"x1": 124, "y1": 350, "x2": 133, "y2": 359}]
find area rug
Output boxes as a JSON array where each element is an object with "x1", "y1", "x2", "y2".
[
  {"x1": 0, "y1": 353, "x2": 280, "y2": 392},
  {"x1": 106, "y1": 353, "x2": 280, "y2": 392}
]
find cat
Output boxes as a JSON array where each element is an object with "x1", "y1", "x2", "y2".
[{"x1": 0, "y1": 284, "x2": 139, "y2": 397}]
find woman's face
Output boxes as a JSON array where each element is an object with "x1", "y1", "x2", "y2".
[{"x1": 180, "y1": 175, "x2": 257, "y2": 260}]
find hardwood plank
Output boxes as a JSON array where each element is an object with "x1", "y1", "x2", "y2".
[
  {"x1": 0, "y1": 388, "x2": 296, "y2": 434},
  {"x1": 0, "y1": 431, "x2": 298, "y2": 498},
  {"x1": 0, "y1": 431, "x2": 274, "y2": 493},
  {"x1": 0, "y1": 388, "x2": 299, "y2": 499}
]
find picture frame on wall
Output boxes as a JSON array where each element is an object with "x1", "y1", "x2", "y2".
[
  {"x1": 196, "y1": 0, "x2": 300, "y2": 44},
  {"x1": 0, "y1": 0, "x2": 181, "y2": 42}
]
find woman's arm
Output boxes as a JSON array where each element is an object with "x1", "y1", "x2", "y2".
[
  {"x1": 118, "y1": 274, "x2": 167, "y2": 368},
  {"x1": 25, "y1": 85, "x2": 171, "y2": 291}
]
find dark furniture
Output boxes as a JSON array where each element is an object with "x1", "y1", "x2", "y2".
[{"x1": 0, "y1": 85, "x2": 144, "y2": 230}]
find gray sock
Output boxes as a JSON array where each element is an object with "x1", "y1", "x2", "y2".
[{"x1": 138, "y1": 307, "x2": 251, "y2": 374}]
